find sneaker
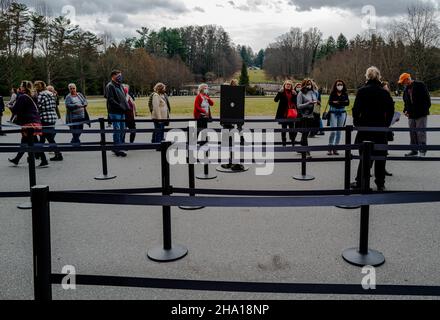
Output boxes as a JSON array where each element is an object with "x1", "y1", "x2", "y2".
[
  {"x1": 405, "y1": 151, "x2": 418, "y2": 157},
  {"x1": 8, "y1": 158, "x2": 19, "y2": 166},
  {"x1": 350, "y1": 182, "x2": 360, "y2": 189}
]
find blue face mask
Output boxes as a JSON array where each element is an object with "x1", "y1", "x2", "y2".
[{"x1": 116, "y1": 74, "x2": 123, "y2": 83}]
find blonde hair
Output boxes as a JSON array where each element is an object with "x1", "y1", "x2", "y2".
[
  {"x1": 282, "y1": 80, "x2": 294, "y2": 90},
  {"x1": 365, "y1": 66, "x2": 381, "y2": 81},
  {"x1": 68, "y1": 83, "x2": 77, "y2": 90},
  {"x1": 198, "y1": 83, "x2": 208, "y2": 94},
  {"x1": 230, "y1": 79, "x2": 239, "y2": 86},
  {"x1": 154, "y1": 82, "x2": 166, "y2": 93}
]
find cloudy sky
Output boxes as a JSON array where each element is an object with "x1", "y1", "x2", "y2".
[{"x1": 25, "y1": 0, "x2": 440, "y2": 51}]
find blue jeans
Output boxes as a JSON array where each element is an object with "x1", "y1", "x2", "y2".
[
  {"x1": 109, "y1": 113, "x2": 126, "y2": 146},
  {"x1": 329, "y1": 112, "x2": 347, "y2": 146},
  {"x1": 152, "y1": 122, "x2": 165, "y2": 143}
]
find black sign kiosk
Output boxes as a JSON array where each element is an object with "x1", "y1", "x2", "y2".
[{"x1": 217, "y1": 85, "x2": 249, "y2": 173}]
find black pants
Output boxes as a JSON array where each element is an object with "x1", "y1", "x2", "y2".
[
  {"x1": 281, "y1": 123, "x2": 296, "y2": 146},
  {"x1": 126, "y1": 119, "x2": 136, "y2": 143},
  {"x1": 14, "y1": 135, "x2": 47, "y2": 163},
  {"x1": 355, "y1": 148, "x2": 387, "y2": 188},
  {"x1": 40, "y1": 128, "x2": 62, "y2": 157},
  {"x1": 295, "y1": 118, "x2": 311, "y2": 147}
]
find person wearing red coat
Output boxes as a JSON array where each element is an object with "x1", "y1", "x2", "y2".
[{"x1": 193, "y1": 83, "x2": 214, "y2": 125}]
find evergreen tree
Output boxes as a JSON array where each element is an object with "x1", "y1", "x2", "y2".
[
  {"x1": 239, "y1": 62, "x2": 249, "y2": 86},
  {"x1": 337, "y1": 33, "x2": 348, "y2": 51}
]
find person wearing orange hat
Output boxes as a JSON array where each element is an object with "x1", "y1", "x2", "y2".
[{"x1": 399, "y1": 73, "x2": 431, "y2": 157}]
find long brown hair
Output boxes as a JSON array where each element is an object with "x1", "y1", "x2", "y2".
[
  {"x1": 20, "y1": 80, "x2": 34, "y2": 96},
  {"x1": 300, "y1": 78, "x2": 313, "y2": 94},
  {"x1": 330, "y1": 79, "x2": 347, "y2": 95}
]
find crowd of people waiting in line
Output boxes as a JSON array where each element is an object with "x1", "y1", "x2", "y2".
[{"x1": 0, "y1": 67, "x2": 432, "y2": 190}]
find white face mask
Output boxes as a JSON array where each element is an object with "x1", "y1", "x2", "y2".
[
  {"x1": 337, "y1": 85, "x2": 344, "y2": 91},
  {"x1": 307, "y1": 85, "x2": 312, "y2": 90},
  {"x1": 204, "y1": 89, "x2": 209, "y2": 95}
]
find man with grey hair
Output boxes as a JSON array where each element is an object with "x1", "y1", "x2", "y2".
[{"x1": 351, "y1": 66, "x2": 395, "y2": 192}]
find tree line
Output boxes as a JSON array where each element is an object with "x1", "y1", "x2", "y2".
[
  {"x1": 0, "y1": 1, "x2": 241, "y2": 96},
  {"x1": 264, "y1": 3, "x2": 440, "y2": 92}
]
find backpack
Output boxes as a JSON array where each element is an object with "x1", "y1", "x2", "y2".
[{"x1": 148, "y1": 92, "x2": 154, "y2": 113}]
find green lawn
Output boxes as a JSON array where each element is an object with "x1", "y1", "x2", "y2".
[
  {"x1": 3, "y1": 95, "x2": 439, "y2": 118},
  {"x1": 233, "y1": 69, "x2": 278, "y2": 84}
]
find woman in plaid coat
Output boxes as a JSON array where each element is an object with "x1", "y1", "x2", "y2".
[{"x1": 35, "y1": 81, "x2": 63, "y2": 162}]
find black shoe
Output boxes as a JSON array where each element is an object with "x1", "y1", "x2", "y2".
[
  {"x1": 317, "y1": 131, "x2": 325, "y2": 136},
  {"x1": 333, "y1": 150, "x2": 340, "y2": 156},
  {"x1": 38, "y1": 161, "x2": 49, "y2": 168},
  {"x1": 118, "y1": 151, "x2": 127, "y2": 158},
  {"x1": 231, "y1": 164, "x2": 245, "y2": 171},
  {"x1": 306, "y1": 152, "x2": 312, "y2": 160},
  {"x1": 385, "y1": 170, "x2": 393, "y2": 177},
  {"x1": 8, "y1": 158, "x2": 19, "y2": 166},
  {"x1": 0, "y1": 132, "x2": 6, "y2": 136},
  {"x1": 405, "y1": 151, "x2": 418, "y2": 157},
  {"x1": 50, "y1": 155, "x2": 63, "y2": 162},
  {"x1": 377, "y1": 186, "x2": 386, "y2": 192}
]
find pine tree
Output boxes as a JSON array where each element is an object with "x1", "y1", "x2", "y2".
[
  {"x1": 337, "y1": 33, "x2": 349, "y2": 51},
  {"x1": 239, "y1": 62, "x2": 249, "y2": 86}
]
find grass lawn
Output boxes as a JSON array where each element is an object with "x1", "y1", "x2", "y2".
[
  {"x1": 3, "y1": 95, "x2": 439, "y2": 119},
  {"x1": 233, "y1": 69, "x2": 278, "y2": 84}
]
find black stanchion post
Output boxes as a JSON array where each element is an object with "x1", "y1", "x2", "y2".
[
  {"x1": 216, "y1": 125, "x2": 249, "y2": 173},
  {"x1": 337, "y1": 125, "x2": 360, "y2": 210},
  {"x1": 31, "y1": 185, "x2": 52, "y2": 301},
  {"x1": 147, "y1": 141, "x2": 188, "y2": 262},
  {"x1": 196, "y1": 124, "x2": 217, "y2": 180},
  {"x1": 18, "y1": 128, "x2": 36, "y2": 210},
  {"x1": 293, "y1": 147, "x2": 315, "y2": 181},
  {"x1": 95, "y1": 118, "x2": 116, "y2": 180},
  {"x1": 342, "y1": 141, "x2": 385, "y2": 267},
  {"x1": 180, "y1": 132, "x2": 205, "y2": 210}
]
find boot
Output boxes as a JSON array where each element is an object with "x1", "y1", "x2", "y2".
[{"x1": 8, "y1": 158, "x2": 19, "y2": 166}]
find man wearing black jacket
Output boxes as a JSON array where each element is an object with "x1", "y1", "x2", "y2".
[
  {"x1": 351, "y1": 67, "x2": 395, "y2": 191},
  {"x1": 105, "y1": 70, "x2": 129, "y2": 157},
  {"x1": 399, "y1": 73, "x2": 431, "y2": 157}
]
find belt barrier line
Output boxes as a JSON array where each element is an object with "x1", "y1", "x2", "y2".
[
  {"x1": 49, "y1": 273, "x2": 440, "y2": 296},
  {"x1": 48, "y1": 191, "x2": 440, "y2": 208}
]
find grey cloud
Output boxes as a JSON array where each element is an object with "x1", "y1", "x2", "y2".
[
  {"x1": 24, "y1": 0, "x2": 189, "y2": 16},
  {"x1": 287, "y1": 0, "x2": 438, "y2": 16},
  {"x1": 194, "y1": 6, "x2": 205, "y2": 13}
]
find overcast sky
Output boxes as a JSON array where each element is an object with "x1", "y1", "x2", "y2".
[{"x1": 25, "y1": 0, "x2": 440, "y2": 51}]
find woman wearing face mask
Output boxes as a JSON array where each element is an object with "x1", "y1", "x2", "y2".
[
  {"x1": 296, "y1": 79, "x2": 319, "y2": 159},
  {"x1": 275, "y1": 80, "x2": 298, "y2": 147},
  {"x1": 328, "y1": 80, "x2": 350, "y2": 155}
]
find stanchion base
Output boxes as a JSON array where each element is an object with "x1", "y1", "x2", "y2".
[
  {"x1": 94, "y1": 174, "x2": 117, "y2": 181},
  {"x1": 179, "y1": 206, "x2": 205, "y2": 211},
  {"x1": 147, "y1": 245, "x2": 188, "y2": 262},
  {"x1": 216, "y1": 166, "x2": 249, "y2": 173},
  {"x1": 342, "y1": 248, "x2": 385, "y2": 267},
  {"x1": 336, "y1": 205, "x2": 362, "y2": 210},
  {"x1": 293, "y1": 175, "x2": 315, "y2": 181},
  {"x1": 196, "y1": 173, "x2": 217, "y2": 180},
  {"x1": 17, "y1": 202, "x2": 32, "y2": 210}
]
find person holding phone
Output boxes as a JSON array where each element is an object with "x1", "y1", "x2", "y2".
[{"x1": 296, "y1": 79, "x2": 319, "y2": 159}]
